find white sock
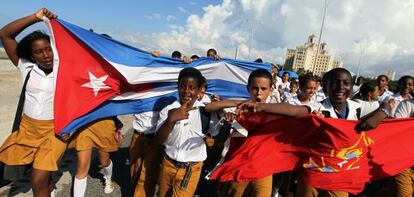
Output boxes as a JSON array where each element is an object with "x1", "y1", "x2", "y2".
[
  {"x1": 102, "y1": 160, "x2": 113, "y2": 179},
  {"x1": 73, "y1": 176, "x2": 87, "y2": 197},
  {"x1": 50, "y1": 189, "x2": 55, "y2": 197}
]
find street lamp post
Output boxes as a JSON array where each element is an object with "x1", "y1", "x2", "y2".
[{"x1": 312, "y1": 0, "x2": 329, "y2": 75}]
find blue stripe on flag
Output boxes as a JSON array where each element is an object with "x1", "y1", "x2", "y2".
[{"x1": 61, "y1": 92, "x2": 178, "y2": 134}]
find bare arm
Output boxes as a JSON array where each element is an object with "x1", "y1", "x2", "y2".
[
  {"x1": 239, "y1": 102, "x2": 310, "y2": 117},
  {"x1": 205, "y1": 100, "x2": 244, "y2": 112},
  {"x1": 154, "y1": 115, "x2": 177, "y2": 146},
  {"x1": 355, "y1": 102, "x2": 391, "y2": 132},
  {"x1": 0, "y1": 8, "x2": 57, "y2": 66}
]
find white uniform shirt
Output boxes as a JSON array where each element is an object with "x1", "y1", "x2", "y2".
[
  {"x1": 279, "y1": 81, "x2": 291, "y2": 93},
  {"x1": 287, "y1": 94, "x2": 316, "y2": 106},
  {"x1": 19, "y1": 59, "x2": 54, "y2": 120},
  {"x1": 378, "y1": 89, "x2": 393, "y2": 102},
  {"x1": 157, "y1": 100, "x2": 206, "y2": 162},
  {"x1": 394, "y1": 99, "x2": 414, "y2": 118},
  {"x1": 312, "y1": 87, "x2": 326, "y2": 103},
  {"x1": 354, "y1": 99, "x2": 380, "y2": 118},
  {"x1": 352, "y1": 85, "x2": 362, "y2": 97},
  {"x1": 200, "y1": 94, "x2": 211, "y2": 104},
  {"x1": 283, "y1": 92, "x2": 297, "y2": 103},
  {"x1": 308, "y1": 99, "x2": 362, "y2": 120},
  {"x1": 133, "y1": 111, "x2": 160, "y2": 134},
  {"x1": 384, "y1": 93, "x2": 412, "y2": 117}
]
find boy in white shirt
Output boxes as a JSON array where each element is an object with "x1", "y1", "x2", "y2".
[{"x1": 155, "y1": 67, "x2": 207, "y2": 197}]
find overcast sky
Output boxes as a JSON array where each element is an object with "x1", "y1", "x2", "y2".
[{"x1": 2, "y1": 0, "x2": 414, "y2": 78}]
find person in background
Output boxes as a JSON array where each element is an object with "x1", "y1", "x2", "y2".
[
  {"x1": 191, "y1": 55, "x2": 200, "y2": 61},
  {"x1": 392, "y1": 97, "x2": 414, "y2": 196},
  {"x1": 352, "y1": 82, "x2": 381, "y2": 118},
  {"x1": 384, "y1": 75, "x2": 414, "y2": 117},
  {"x1": 286, "y1": 74, "x2": 317, "y2": 105},
  {"x1": 254, "y1": 58, "x2": 263, "y2": 63},
  {"x1": 376, "y1": 75, "x2": 393, "y2": 102},
  {"x1": 283, "y1": 80, "x2": 298, "y2": 103},
  {"x1": 352, "y1": 76, "x2": 365, "y2": 97},
  {"x1": 70, "y1": 118, "x2": 119, "y2": 196},
  {"x1": 312, "y1": 76, "x2": 326, "y2": 102},
  {"x1": 278, "y1": 71, "x2": 291, "y2": 97},
  {"x1": 171, "y1": 50, "x2": 182, "y2": 59},
  {"x1": 207, "y1": 48, "x2": 220, "y2": 60}
]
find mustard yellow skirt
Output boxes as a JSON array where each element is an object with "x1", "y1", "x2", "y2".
[
  {"x1": 0, "y1": 114, "x2": 67, "y2": 171},
  {"x1": 69, "y1": 118, "x2": 119, "y2": 152}
]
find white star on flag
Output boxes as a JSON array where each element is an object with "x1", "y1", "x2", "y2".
[{"x1": 81, "y1": 72, "x2": 111, "y2": 96}]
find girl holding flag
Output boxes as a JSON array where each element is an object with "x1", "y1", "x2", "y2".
[{"x1": 0, "y1": 8, "x2": 67, "y2": 197}]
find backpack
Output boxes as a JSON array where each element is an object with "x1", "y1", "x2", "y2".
[{"x1": 199, "y1": 107, "x2": 211, "y2": 134}]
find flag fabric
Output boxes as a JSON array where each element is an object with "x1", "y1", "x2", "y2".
[
  {"x1": 45, "y1": 19, "x2": 270, "y2": 135},
  {"x1": 209, "y1": 113, "x2": 414, "y2": 194}
]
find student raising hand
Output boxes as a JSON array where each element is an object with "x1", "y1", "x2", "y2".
[{"x1": 167, "y1": 99, "x2": 196, "y2": 122}]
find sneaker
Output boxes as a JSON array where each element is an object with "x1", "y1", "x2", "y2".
[{"x1": 104, "y1": 177, "x2": 114, "y2": 194}]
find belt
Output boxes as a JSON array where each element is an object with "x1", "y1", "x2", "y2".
[
  {"x1": 134, "y1": 130, "x2": 155, "y2": 138},
  {"x1": 165, "y1": 155, "x2": 200, "y2": 191},
  {"x1": 165, "y1": 155, "x2": 198, "y2": 169}
]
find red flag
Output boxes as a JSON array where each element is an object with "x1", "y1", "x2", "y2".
[{"x1": 209, "y1": 113, "x2": 414, "y2": 194}]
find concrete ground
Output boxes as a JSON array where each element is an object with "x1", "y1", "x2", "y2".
[{"x1": 0, "y1": 57, "x2": 135, "y2": 196}]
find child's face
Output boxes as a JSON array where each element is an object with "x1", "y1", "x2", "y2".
[
  {"x1": 370, "y1": 86, "x2": 380, "y2": 100},
  {"x1": 290, "y1": 84, "x2": 298, "y2": 93},
  {"x1": 327, "y1": 72, "x2": 352, "y2": 106},
  {"x1": 301, "y1": 80, "x2": 317, "y2": 99},
  {"x1": 399, "y1": 78, "x2": 414, "y2": 95},
  {"x1": 178, "y1": 77, "x2": 200, "y2": 104},
  {"x1": 282, "y1": 73, "x2": 290, "y2": 82},
  {"x1": 378, "y1": 76, "x2": 388, "y2": 89},
  {"x1": 248, "y1": 77, "x2": 272, "y2": 103}
]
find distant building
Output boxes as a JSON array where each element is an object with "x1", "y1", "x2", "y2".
[
  {"x1": 284, "y1": 34, "x2": 343, "y2": 76},
  {"x1": 386, "y1": 69, "x2": 396, "y2": 81}
]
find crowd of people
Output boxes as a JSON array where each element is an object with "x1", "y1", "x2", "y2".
[{"x1": 0, "y1": 8, "x2": 413, "y2": 197}]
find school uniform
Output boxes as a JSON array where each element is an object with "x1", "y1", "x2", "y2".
[
  {"x1": 378, "y1": 89, "x2": 393, "y2": 102},
  {"x1": 384, "y1": 92, "x2": 412, "y2": 117},
  {"x1": 68, "y1": 118, "x2": 118, "y2": 152},
  {"x1": 282, "y1": 91, "x2": 297, "y2": 103},
  {"x1": 277, "y1": 81, "x2": 291, "y2": 93},
  {"x1": 270, "y1": 87, "x2": 282, "y2": 103},
  {"x1": 0, "y1": 59, "x2": 66, "y2": 171},
  {"x1": 392, "y1": 99, "x2": 414, "y2": 197},
  {"x1": 285, "y1": 94, "x2": 315, "y2": 105},
  {"x1": 157, "y1": 100, "x2": 207, "y2": 197},
  {"x1": 219, "y1": 98, "x2": 277, "y2": 197},
  {"x1": 312, "y1": 87, "x2": 326, "y2": 103},
  {"x1": 354, "y1": 99, "x2": 380, "y2": 118},
  {"x1": 129, "y1": 111, "x2": 162, "y2": 197},
  {"x1": 296, "y1": 98, "x2": 363, "y2": 197}
]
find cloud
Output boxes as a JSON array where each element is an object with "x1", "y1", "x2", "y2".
[
  {"x1": 146, "y1": 13, "x2": 161, "y2": 20},
  {"x1": 166, "y1": 15, "x2": 176, "y2": 22},
  {"x1": 178, "y1": 6, "x2": 190, "y2": 14},
  {"x1": 117, "y1": 0, "x2": 414, "y2": 78}
]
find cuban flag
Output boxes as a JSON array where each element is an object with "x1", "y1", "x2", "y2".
[{"x1": 45, "y1": 19, "x2": 271, "y2": 135}]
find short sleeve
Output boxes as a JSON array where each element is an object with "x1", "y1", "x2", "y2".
[
  {"x1": 155, "y1": 106, "x2": 170, "y2": 133},
  {"x1": 306, "y1": 102, "x2": 322, "y2": 113},
  {"x1": 17, "y1": 59, "x2": 35, "y2": 83},
  {"x1": 395, "y1": 100, "x2": 413, "y2": 118}
]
